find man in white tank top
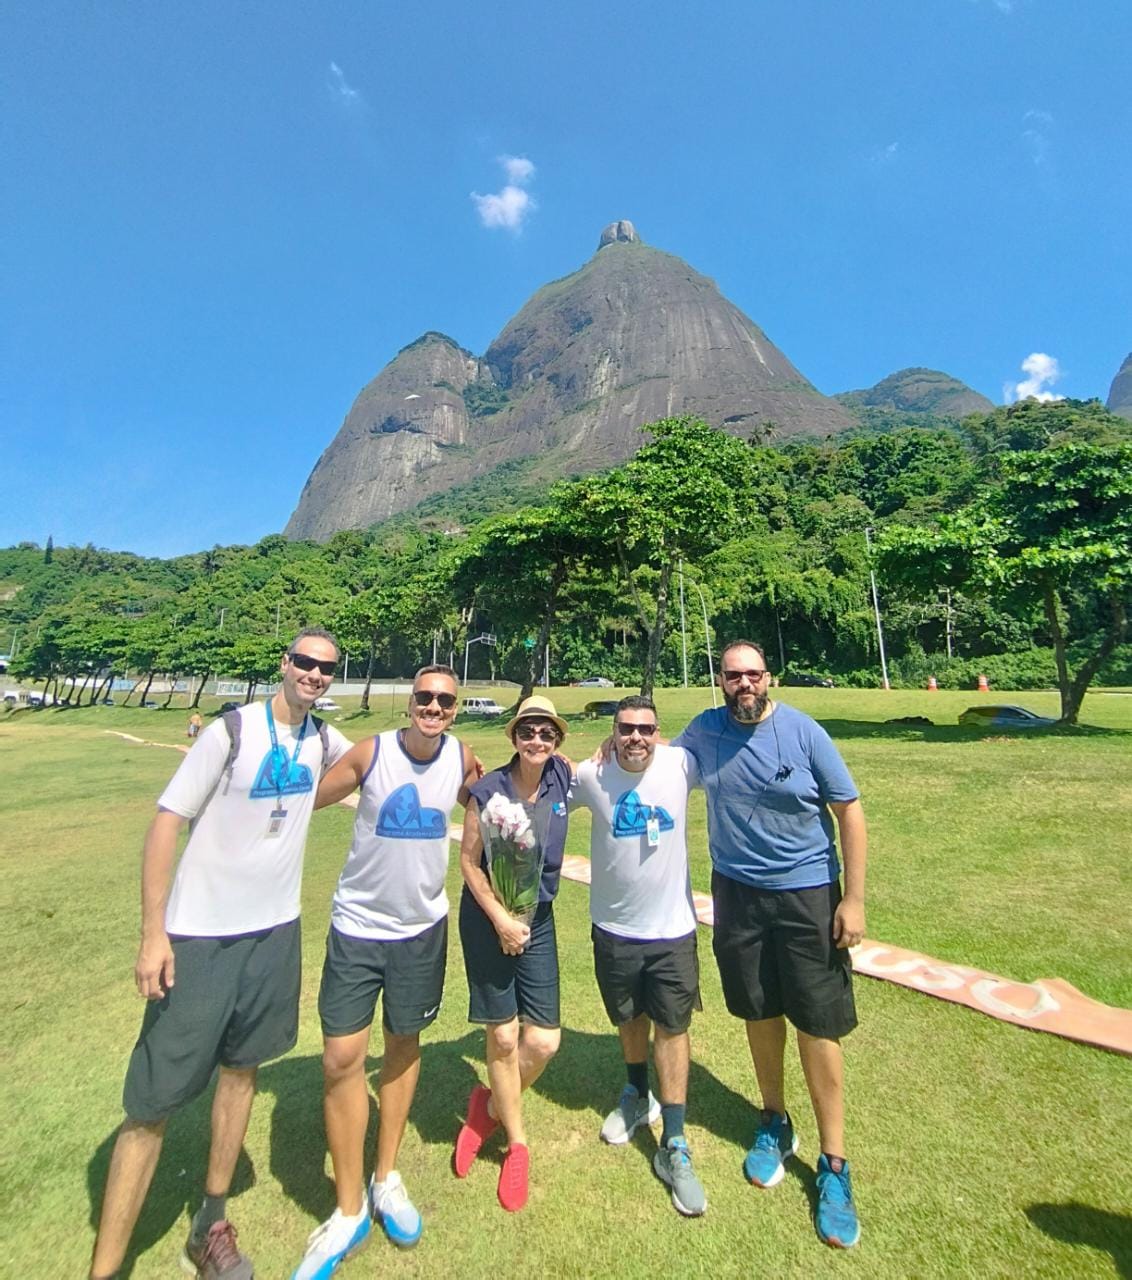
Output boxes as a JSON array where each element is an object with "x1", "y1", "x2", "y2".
[
  {"x1": 572, "y1": 694, "x2": 708, "y2": 1218},
  {"x1": 291, "y1": 665, "x2": 478, "y2": 1278}
]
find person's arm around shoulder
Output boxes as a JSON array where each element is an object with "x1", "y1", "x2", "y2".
[
  {"x1": 829, "y1": 798, "x2": 867, "y2": 949},
  {"x1": 135, "y1": 807, "x2": 186, "y2": 1000},
  {"x1": 457, "y1": 741, "x2": 482, "y2": 808},
  {"x1": 459, "y1": 796, "x2": 530, "y2": 956},
  {"x1": 315, "y1": 737, "x2": 373, "y2": 809}
]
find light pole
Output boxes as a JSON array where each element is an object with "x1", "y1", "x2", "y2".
[
  {"x1": 692, "y1": 579, "x2": 718, "y2": 708},
  {"x1": 863, "y1": 527, "x2": 890, "y2": 691}
]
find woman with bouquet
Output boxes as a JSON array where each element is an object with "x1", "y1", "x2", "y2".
[{"x1": 454, "y1": 695, "x2": 572, "y2": 1212}]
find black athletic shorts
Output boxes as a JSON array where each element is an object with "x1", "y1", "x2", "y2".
[
  {"x1": 591, "y1": 925, "x2": 701, "y2": 1033},
  {"x1": 711, "y1": 871, "x2": 857, "y2": 1040},
  {"x1": 459, "y1": 889, "x2": 560, "y2": 1028},
  {"x1": 122, "y1": 919, "x2": 301, "y2": 1124},
  {"x1": 318, "y1": 917, "x2": 447, "y2": 1039}
]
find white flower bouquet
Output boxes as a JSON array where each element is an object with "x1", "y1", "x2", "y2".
[{"x1": 479, "y1": 793, "x2": 544, "y2": 924}]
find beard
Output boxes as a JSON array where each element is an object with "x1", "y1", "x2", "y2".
[{"x1": 725, "y1": 687, "x2": 769, "y2": 724}]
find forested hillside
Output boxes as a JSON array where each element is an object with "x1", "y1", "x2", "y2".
[{"x1": 4, "y1": 400, "x2": 1129, "y2": 718}]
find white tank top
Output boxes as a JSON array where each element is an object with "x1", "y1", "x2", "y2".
[{"x1": 331, "y1": 729, "x2": 464, "y2": 941}]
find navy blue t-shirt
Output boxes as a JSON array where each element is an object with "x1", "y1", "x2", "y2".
[
  {"x1": 468, "y1": 754, "x2": 572, "y2": 903},
  {"x1": 674, "y1": 703, "x2": 857, "y2": 890}
]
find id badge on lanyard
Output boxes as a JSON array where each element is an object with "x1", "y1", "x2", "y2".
[
  {"x1": 646, "y1": 813, "x2": 661, "y2": 849},
  {"x1": 264, "y1": 702, "x2": 307, "y2": 839}
]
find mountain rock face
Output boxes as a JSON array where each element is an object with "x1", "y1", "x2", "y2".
[
  {"x1": 285, "y1": 227, "x2": 854, "y2": 540},
  {"x1": 1106, "y1": 352, "x2": 1132, "y2": 420},
  {"x1": 836, "y1": 368, "x2": 993, "y2": 419}
]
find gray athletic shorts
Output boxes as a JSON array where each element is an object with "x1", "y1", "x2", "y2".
[
  {"x1": 318, "y1": 918, "x2": 447, "y2": 1039},
  {"x1": 122, "y1": 919, "x2": 301, "y2": 1124}
]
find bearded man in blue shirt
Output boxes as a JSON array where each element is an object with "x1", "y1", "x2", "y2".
[{"x1": 674, "y1": 640, "x2": 867, "y2": 1249}]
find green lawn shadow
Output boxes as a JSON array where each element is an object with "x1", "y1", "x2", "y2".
[
  {"x1": 1025, "y1": 1203, "x2": 1132, "y2": 1278},
  {"x1": 812, "y1": 718, "x2": 1131, "y2": 742}
]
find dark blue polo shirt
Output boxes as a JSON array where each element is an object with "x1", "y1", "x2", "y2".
[{"x1": 469, "y1": 754, "x2": 572, "y2": 903}]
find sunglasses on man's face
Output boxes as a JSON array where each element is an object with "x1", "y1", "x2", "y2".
[
  {"x1": 515, "y1": 723, "x2": 558, "y2": 743},
  {"x1": 616, "y1": 721, "x2": 658, "y2": 737},
  {"x1": 288, "y1": 652, "x2": 337, "y2": 677},
  {"x1": 722, "y1": 668, "x2": 769, "y2": 684},
  {"x1": 412, "y1": 690, "x2": 457, "y2": 710}
]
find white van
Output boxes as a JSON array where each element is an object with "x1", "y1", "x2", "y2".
[{"x1": 462, "y1": 697, "x2": 506, "y2": 717}]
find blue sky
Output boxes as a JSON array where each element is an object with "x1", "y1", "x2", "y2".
[{"x1": 3, "y1": 1, "x2": 1129, "y2": 557}]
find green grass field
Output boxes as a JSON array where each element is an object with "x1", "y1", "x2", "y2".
[{"x1": 1, "y1": 687, "x2": 1130, "y2": 1277}]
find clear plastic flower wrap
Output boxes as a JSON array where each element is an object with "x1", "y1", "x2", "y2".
[{"x1": 479, "y1": 793, "x2": 544, "y2": 925}]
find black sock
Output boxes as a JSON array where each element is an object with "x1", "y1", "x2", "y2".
[
  {"x1": 192, "y1": 1193, "x2": 226, "y2": 1240},
  {"x1": 626, "y1": 1061, "x2": 649, "y2": 1097},
  {"x1": 660, "y1": 1102, "x2": 685, "y2": 1147}
]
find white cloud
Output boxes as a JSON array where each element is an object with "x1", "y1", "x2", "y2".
[
  {"x1": 471, "y1": 155, "x2": 537, "y2": 232},
  {"x1": 869, "y1": 141, "x2": 899, "y2": 166},
  {"x1": 1004, "y1": 352, "x2": 1065, "y2": 403},
  {"x1": 1021, "y1": 108, "x2": 1052, "y2": 166},
  {"x1": 328, "y1": 62, "x2": 361, "y2": 106}
]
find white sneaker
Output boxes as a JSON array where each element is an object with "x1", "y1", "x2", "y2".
[
  {"x1": 290, "y1": 1203, "x2": 370, "y2": 1280},
  {"x1": 600, "y1": 1086, "x2": 661, "y2": 1144},
  {"x1": 368, "y1": 1170, "x2": 422, "y2": 1248}
]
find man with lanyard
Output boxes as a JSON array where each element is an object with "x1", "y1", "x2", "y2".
[
  {"x1": 290, "y1": 665, "x2": 478, "y2": 1278},
  {"x1": 673, "y1": 640, "x2": 867, "y2": 1249},
  {"x1": 573, "y1": 695, "x2": 707, "y2": 1218},
  {"x1": 90, "y1": 629, "x2": 349, "y2": 1280}
]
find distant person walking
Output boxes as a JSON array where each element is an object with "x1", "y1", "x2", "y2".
[
  {"x1": 573, "y1": 694, "x2": 707, "y2": 1217},
  {"x1": 453, "y1": 696, "x2": 572, "y2": 1213},
  {"x1": 290, "y1": 665, "x2": 478, "y2": 1278},
  {"x1": 674, "y1": 639, "x2": 868, "y2": 1249},
  {"x1": 90, "y1": 630, "x2": 348, "y2": 1280},
  {"x1": 187, "y1": 711, "x2": 203, "y2": 739}
]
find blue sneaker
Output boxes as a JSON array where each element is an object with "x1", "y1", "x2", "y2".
[
  {"x1": 815, "y1": 1154, "x2": 861, "y2": 1248},
  {"x1": 290, "y1": 1205, "x2": 370, "y2": 1280},
  {"x1": 743, "y1": 1110, "x2": 798, "y2": 1187},
  {"x1": 368, "y1": 1171, "x2": 421, "y2": 1248}
]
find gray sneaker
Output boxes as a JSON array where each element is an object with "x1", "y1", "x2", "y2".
[
  {"x1": 653, "y1": 1137, "x2": 707, "y2": 1217},
  {"x1": 600, "y1": 1085, "x2": 661, "y2": 1144},
  {"x1": 181, "y1": 1220, "x2": 253, "y2": 1279}
]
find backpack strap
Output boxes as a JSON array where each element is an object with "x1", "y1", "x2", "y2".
[{"x1": 221, "y1": 708, "x2": 242, "y2": 775}]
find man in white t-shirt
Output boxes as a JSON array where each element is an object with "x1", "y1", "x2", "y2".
[
  {"x1": 572, "y1": 695, "x2": 707, "y2": 1218},
  {"x1": 290, "y1": 664, "x2": 478, "y2": 1279},
  {"x1": 91, "y1": 629, "x2": 350, "y2": 1280}
]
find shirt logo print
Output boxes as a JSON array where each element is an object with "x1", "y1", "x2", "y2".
[
  {"x1": 612, "y1": 790, "x2": 674, "y2": 838},
  {"x1": 249, "y1": 749, "x2": 314, "y2": 799},
  {"x1": 375, "y1": 783, "x2": 447, "y2": 839}
]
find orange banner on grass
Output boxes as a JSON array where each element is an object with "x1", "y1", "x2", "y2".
[{"x1": 557, "y1": 855, "x2": 1132, "y2": 1058}]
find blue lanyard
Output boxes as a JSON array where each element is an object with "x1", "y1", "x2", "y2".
[{"x1": 265, "y1": 701, "x2": 308, "y2": 801}]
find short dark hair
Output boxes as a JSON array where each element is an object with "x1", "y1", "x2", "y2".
[
  {"x1": 414, "y1": 663, "x2": 458, "y2": 685},
  {"x1": 719, "y1": 639, "x2": 767, "y2": 668},
  {"x1": 288, "y1": 627, "x2": 339, "y2": 657},
  {"x1": 617, "y1": 694, "x2": 656, "y2": 716}
]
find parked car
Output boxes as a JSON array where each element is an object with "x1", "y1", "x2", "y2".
[
  {"x1": 314, "y1": 697, "x2": 341, "y2": 711},
  {"x1": 141, "y1": 700, "x2": 160, "y2": 709},
  {"x1": 576, "y1": 676, "x2": 614, "y2": 688},
  {"x1": 219, "y1": 701, "x2": 241, "y2": 713},
  {"x1": 462, "y1": 697, "x2": 506, "y2": 717},
  {"x1": 584, "y1": 699, "x2": 619, "y2": 718},
  {"x1": 783, "y1": 672, "x2": 835, "y2": 688},
  {"x1": 958, "y1": 704, "x2": 1057, "y2": 729}
]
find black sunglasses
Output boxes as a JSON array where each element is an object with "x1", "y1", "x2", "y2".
[
  {"x1": 616, "y1": 721, "x2": 658, "y2": 737},
  {"x1": 412, "y1": 690, "x2": 457, "y2": 710},
  {"x1": 515, "y1": 723, "x2": 559, "y2": 743},
  {"x1": 288, "y1": 652, "x2": 337, "y2": 677},
  {"x1": 722, "y1": 668, "x2": 769, "y2": 683}
]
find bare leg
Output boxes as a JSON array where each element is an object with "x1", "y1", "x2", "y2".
[
  {"x1": 653, "y1": 1028, "x2": 689, "y2": 1106},
  {"x1": 486, "y1": 1019, "x2": 524, "y2": 1146},
  {"x1": 517, "y1": 1024, "x2": 560, "y2": 1093},
  {"x1": 90, "y1": 1119, "x2": 166, "y2": 1279},
  {"x1": 616, "y1": 1014, "x2": 650, "y2": 1066},
  {"x1": 374, "y1": 1030, "x2": 421, "y2": 1181},
  {"x1": 203, "y1": 1066, "x2": 257, "y2": 1196},
  {"x1": 322, "y1": 1029, "x2": 371, "y2": 1216},
  {"x1": 745, "y1": 1016, "x2": 788, "y2": 1115},
  {"x1": 796, "y1": 1030, "x2": 845, "y2": 1157}
]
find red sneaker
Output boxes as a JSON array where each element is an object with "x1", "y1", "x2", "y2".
[
  {"x1": 454, "y1": 1084, "x2": 497, "y2": 1178},
  {"x1": 498, "y1": 1143, "x2": 529, "y2": 1212}
]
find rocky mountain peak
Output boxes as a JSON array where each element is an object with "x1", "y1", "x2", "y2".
[
  {"x1": 598, "y1": 219, "x2": 640, "y2": 249},
  {"x1": 1106, "y1": 352, "x2": 1132, "y2": 420}
]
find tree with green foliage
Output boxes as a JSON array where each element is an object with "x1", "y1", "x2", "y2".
[
  {"x1": 879, "y1": 441, "x2": 1131, "y2": 723},
  {"x1": 568, "y1": 417, "x2": 756, "y2": 697}
]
